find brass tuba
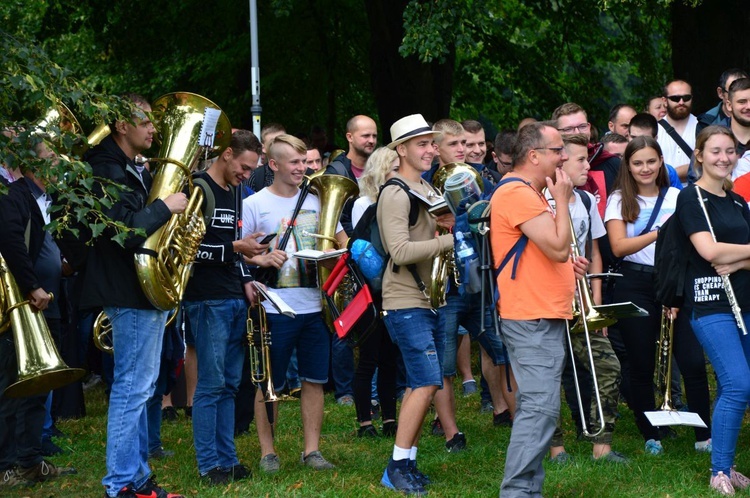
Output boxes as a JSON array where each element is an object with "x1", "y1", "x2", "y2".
[
  {"x1": 305, "y1": 174, "x2": 359, "y2": 328},
  {"x1": 0, "y1": 254, "x2": 85, "y2": 397},
  {"x1": 134, "y1": 92, "x2": 232, "y2": 311},
  {"x1": 429, "y1": 163, "x2": 484, "y2": 308}
]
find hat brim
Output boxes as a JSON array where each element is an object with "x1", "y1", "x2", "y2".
[{"x1": 387, "y1": 130, "x2": 441, "y2": 150}]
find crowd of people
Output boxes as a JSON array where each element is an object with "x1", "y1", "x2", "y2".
[{"x1": 2, "y1": 67, "x2": 750, "y2": 497}]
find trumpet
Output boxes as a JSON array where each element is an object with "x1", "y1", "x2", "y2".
[
  {"x1": 247, "y1": 285, "x2": 295, "y2": 403},
  {"x1": 565, "y1": 213, "x2": 612, "y2": 438},
  {"x1": 656, "y1": 307, "x2": 675, "y2": 411}
]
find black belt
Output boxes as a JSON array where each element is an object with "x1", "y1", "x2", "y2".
[{"x1": 621, "y1": 261, "x2": 654, "y2": 274}]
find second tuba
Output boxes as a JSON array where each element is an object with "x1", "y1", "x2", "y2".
[
  {"x1": 134, "y1": 92, "x2": 232, "y2": 311},
  {"x1": 429, "y1": 163, "x2": 484, "y2": 308}
]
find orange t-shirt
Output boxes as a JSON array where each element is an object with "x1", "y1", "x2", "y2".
[
  {"x1": 490, "y1": 179, "x2": 575, "y2": 320},
  {"x1": 734, "y1": 174, "x2": 750, "y2": 203}
]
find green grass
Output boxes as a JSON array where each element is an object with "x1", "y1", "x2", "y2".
[{"x1": 7, "y1": 375, "x2": 749, "y2": 498}]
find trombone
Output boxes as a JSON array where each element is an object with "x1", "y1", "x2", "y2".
[{"x1": 565, "y1": 213, "x2": 616, "y2": 438}]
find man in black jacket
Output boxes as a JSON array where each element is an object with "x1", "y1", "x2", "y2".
[
  {"x1": 0, "y1": 143, "x2": 77, "y2": 489},
  {"x1": 81, "y1": 94, "x2": 187, "y2": 498}
]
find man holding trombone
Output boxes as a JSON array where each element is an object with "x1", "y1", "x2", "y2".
[
  {"x1": 544, "y1": 134, "x2": 626, "y2": 464},
  {"x1": 489, "y1": 122, "x2": 587, "y2": 497}
]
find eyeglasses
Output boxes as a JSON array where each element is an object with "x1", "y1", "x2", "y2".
[
  {"x1": 534, "y1": 146, "x2": 565, "y2": 155},
  {"x1": 557, "y1": 123, "x2": 590, "y2": 134},
  {"x1": 666, "y1": 94, "x2": 692, "y2": 103}
]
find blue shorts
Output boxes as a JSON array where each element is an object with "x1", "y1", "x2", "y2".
[
  {"x1": 383, "y1": 308, "x2": 444, "y2": 390},
  {"x1": 267, "y1": 312, "x2": 330, "y2": 390},
  {"x1": 439, "y1": 293, "x2": 507, "y2": 377}
]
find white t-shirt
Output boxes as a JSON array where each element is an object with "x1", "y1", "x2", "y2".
[
  {"x1": 604, "y1": 188, "x2": 679, "y2": 266},
  {"x1": 657, "y1": 115, "x2": 697, "y2": 169},
  {"x1": 545, "y1": 189, "x2": 606, "y2": 259},
  {"x1": 243, "y1": 188, "x2": 341, "y2": 315},
  {"x1": 351, "y1": 196, "x2": 374, "y2": 229}
]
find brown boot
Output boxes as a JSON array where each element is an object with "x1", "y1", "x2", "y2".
[{"x1": 0, "y1": 469, "x2": 33, "y2": 488}]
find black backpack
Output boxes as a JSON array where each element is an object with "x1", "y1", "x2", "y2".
[
  {"x1": 348, "y1": 177, "x2": 423, "y2": 296},
  {"x1": 653, "y1": 212, "x2": 690, "y2": 307}
]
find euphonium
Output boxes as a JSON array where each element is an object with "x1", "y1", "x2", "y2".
[
  {"x1": 429, "y1": 163, "x2": 484, "y2": 308},
  {"x1": 134, "y1": 92, "x2": 232, "y2": 311},
  {"x1": 656, "y1": 307, "x2": 675, "y2": 411},
  {"x1": 0, "y1": 254, "x2": 85, "y2": 397},
  {"x1": 305, "y1": 174, "x2": 359, "y2": 329}
]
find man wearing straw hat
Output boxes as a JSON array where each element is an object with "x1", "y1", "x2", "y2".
[{"x1": 378, "y1": 114, "x2": 454, "y2": 495}]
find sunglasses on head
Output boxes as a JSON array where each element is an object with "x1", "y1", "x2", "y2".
[{"x1": 666, "y1": 94, "x2": 692, "y2": 103}]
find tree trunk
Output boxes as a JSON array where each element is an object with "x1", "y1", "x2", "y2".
[
  {"x1": 671, "y1": 1, "x2": 750, "y2": 114},
  {"x1": 364, "y1": 0, "x2": 455, "y2": 141}
]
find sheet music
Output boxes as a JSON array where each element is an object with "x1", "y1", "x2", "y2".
[
  {"x1": 645, "y1": 410, "x2": 707, "y2": 428},
  {"x1": 199, "y1": 107, "x2": 222, "y2": 148},
  {"x1": 253, "y1": 282, "x2": 296, "y2": 318}
]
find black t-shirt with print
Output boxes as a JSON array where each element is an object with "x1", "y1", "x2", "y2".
[
  {"x1": 183, "y1": 173, "x2": 244, "y2": 301},
  {"x1": 677, "y1": 184, "x2": 750, "y2": 317}
]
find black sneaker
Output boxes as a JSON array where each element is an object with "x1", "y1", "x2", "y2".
[
  {"x1": 381, "y1": 460, "x2": 425, "y2": 495},
  {"x1": 122, "y1": 476, "x2": 184, "y2": 498},
  {"x1": 382, "y1": 421, "x2": 398, "y2": 437},
  {"x1": 161, "y1": 406, "x2": 178, "y2": 422},
  {"x1": 431, "y1": 418, "x2": 444, "y2": 436},
  {"x1": 229, "y1": 464, "x2": 252, "y2": 481},
  {"x1": 202, "y1": 467, "x2": 231, "y2": 486},
  {"x1": 493, "y1": 410, "x2": 513, "y2": 427},
  {"x1": 358, "y1": 425, "x2": 379, "y2": 438},
  {"x1": 184, "y1": 406, "x2": 192, "y2": 419},
  {"x1": 445, "y1": 432, "x2": 467, "y2": 453},
  {"x1": 148, "y1": 447, "x2": 175, "y2": 460}
]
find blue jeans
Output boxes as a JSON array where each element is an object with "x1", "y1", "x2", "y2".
[
  {"x1": 102, "y1": 307, "x2": 168, "y2": 497},
  {"x1": 383, "y1": 308, "x2": 444, "y2": 389},
  {"x1": 439, "y1": 293, "x2": 506, "y2": 377},
  {"x1": 500, "y1": 319, "x2": 565, "y2": 498},
  {"x1": 332, "y1": 334, "x2": 354, "y2": 399},
  {"x1": 690, "y1": 311, "x2": 750, "y2": 476},
  {"x1": 184, "y1": 299, "x2": 246, "y2": 475},
  {"x1": 286, "y1": 349, "x2": 301, "y2": 391}
]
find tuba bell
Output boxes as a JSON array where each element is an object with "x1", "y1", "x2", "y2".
[
  {"x1": 305, "y1": 174, "x2": 359, "y2": 329},
  {"x1": 134, "y1": 92, "x2": 232, "y2": 311},
  {"x1": 429, "y1": 162, "x2": 484, "y2": 308},
  {"x1": 0, "y1": 254, "x2": 85, "y2": 397}
]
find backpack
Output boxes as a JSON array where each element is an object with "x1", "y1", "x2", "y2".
[
  {"x1": 348, "y1": 177, "x2": 423, "y2": 296},
  {"x1": 653, "y1": 211, "x2": 690, "y2": 308}
]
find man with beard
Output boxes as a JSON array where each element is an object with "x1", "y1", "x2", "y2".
[
  {"x1": 657, "y1": 79, "x2": 697, "y2": 182},
  {"x1": 325, "y1": 115, "x2": 377, "y2": 235}
]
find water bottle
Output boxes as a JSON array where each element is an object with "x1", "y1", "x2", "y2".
[{"x1": 455, "y1": 232, "x2": 481, "y2": 293}]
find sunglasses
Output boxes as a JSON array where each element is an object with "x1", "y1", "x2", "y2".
[{"x1": 666, "y1": 94, "x2": 692, "y2": 103}]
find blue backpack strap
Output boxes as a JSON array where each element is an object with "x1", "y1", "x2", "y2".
[{"x1": 490, "y1": 176, "x2": 534, "y2": 282}]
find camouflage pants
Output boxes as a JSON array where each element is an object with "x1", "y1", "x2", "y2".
[{"x1": 551, "y1": 330, "x2": 621, "y2": 446}]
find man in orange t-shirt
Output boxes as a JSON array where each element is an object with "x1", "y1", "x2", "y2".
[{"x1": 490, "y1": 122, "x2": 585, "y2": 497}]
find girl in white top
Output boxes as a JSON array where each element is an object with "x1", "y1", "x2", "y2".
[{"x1": 604, "y1": 136, "x2": 683, "y2": 455}]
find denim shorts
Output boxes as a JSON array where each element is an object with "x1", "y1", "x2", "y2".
[
  {"x1": 266, "y1": 312, "x2": 330, "y2": 390},
  {"x1": 439, "y1": 293, "x2": 507, "y2": 377},
  {"x1": 383, "y1": 308, "x2": 444, "y2": 389}
]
